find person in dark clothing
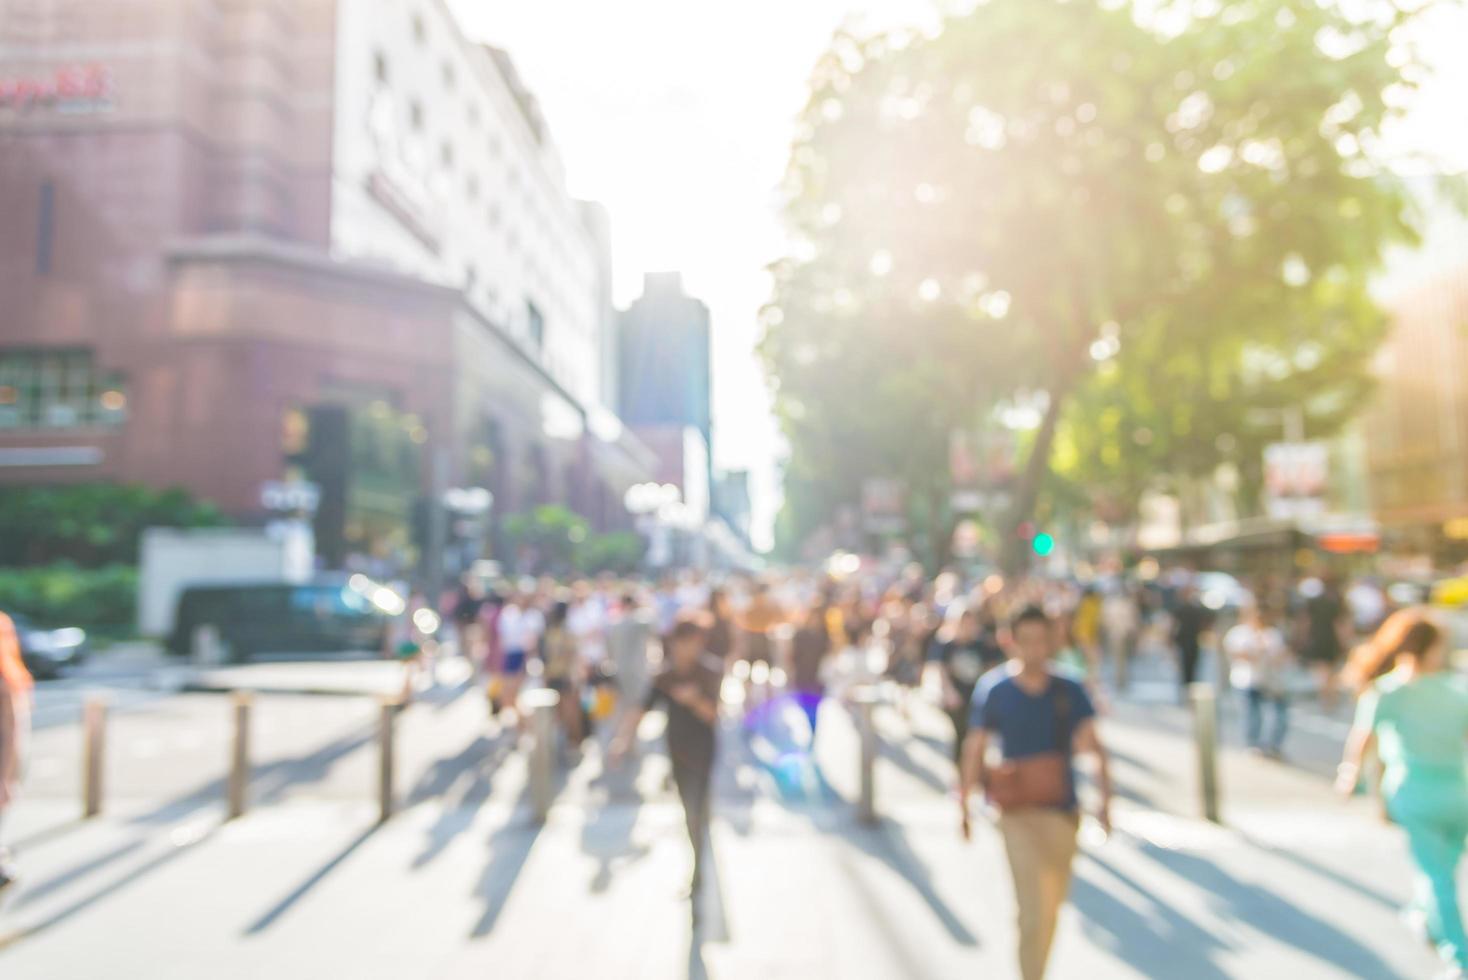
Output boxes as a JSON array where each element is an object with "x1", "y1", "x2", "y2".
[
  {"x1": 706, "y1": 588, "x2": 735, "y2": 665},
  {"x1": 611, "y1": 618, "x2": 724, "y2": 909},
  {"x1": 790, "y1": 604, "x2": 833, "y2": 742},
  {"x1": 1300, "y1": 574, "x2": 1351, "y2": 711},
  {"x1": 1171, "y1": 584, "x2": 1213, "y2": 699},
  {"x1": 938, "y1": 606, "x2": 1006, "y2": 770}
]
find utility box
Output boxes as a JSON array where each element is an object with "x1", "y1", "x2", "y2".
[{"x1": 138, "y1": 525, "x2": 314, "y2": 637}]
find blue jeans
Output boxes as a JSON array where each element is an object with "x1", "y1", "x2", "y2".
[{"x1": 1242, "y1": 688, "x2": 1288, "y2": 752}]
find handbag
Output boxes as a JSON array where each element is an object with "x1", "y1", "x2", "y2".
[{"x1": 986, "y1": 687, "x2": 1072, "y2": 811}]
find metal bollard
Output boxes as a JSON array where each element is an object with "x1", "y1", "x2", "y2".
[
  {"x1": 523, "y1": 689, "x2": 561, "y2": 823},
  {"x1": 377, "y1": 697, "x2": 399, "y2": 824},
  {"x1": 852, "y1": 685, "x2": 880, "y2": 825},
  {"x1": 1188, "y1": 682, "x2": 1221, "y2": 823},
  {"x1": 227, "y1": 691, "x2": 253, "y2": 820},
  {"x1": 82, "y1": 696, "x2": 108, "y2": 819}
]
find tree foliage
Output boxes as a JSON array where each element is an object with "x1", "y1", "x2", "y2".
[
  {"x1": 0, "y1": 483, "x2": 228, "y2": 567},
  {"x1": 763, "y1": 0, "x2": 1435, "y2": 569},
  {"x1": 502, "y1": 505, "x2": 646, "y2": 576}
]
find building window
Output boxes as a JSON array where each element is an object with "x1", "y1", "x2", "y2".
[
  {"x1": 409, "y1": 99, "x2": 424, "y2": 132},
  {"x1": 0, "y1": 349, "x2": 127, "y2": 430},
  {"x1": 374, "y1": 50, "x2": 389, "y2": 85},
  {"x1": 527, "y1": 301, "x2": 545, "y2": 349},
  {"x1": 412, "y1": 12, "x2": 426, "y2": 44}
]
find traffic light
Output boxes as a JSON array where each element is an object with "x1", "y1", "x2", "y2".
[{"x1": 1031, "y1": 532, "x2": 1056, "y2": 557}]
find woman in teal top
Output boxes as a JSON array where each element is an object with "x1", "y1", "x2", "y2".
[{"x1": 1338, "y1": 609, "x2": 1468, "y2": 977}]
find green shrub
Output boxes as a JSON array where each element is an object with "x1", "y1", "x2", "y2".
[
  {"x1": 0, "y1": 483, "x2": 227, "y2": 566},
  {"x1": 0, "y1": 563, "x2": 138, "y2": 633}
]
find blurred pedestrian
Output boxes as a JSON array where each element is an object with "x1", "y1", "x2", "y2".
[
  {"x1": 1101, "y1": 585, "x2": 1140, "y2": 689},
  {"x1": 737, "y1": 581, "x2": 783, "y2": 667},
  {"x1": 611, "y1": 618, "x2": 723, "y2": 915},
  {"x1": 0, "y1": 612, "x2": 33, "y2": 897},
  {"x1": 960, "y1": 604, "x2": 1113, "y2": 980},
  {"x1": 540, "y1": 599, "x2": 584, "y2": 752},
  {"x1": 1224, "y1": 603, "x2": 1292, "y2": 758},
  {"x1": 938, "y1": 605, "x2": 1004, "y2": 770},
  {"x1": 452, "y1": 572, "x2": 487, "y2": 663},
  {"x1": 790, "y1": 603, "x2": 833, "y2": 744},
  {"x1": 705, "y1": 588, "x2": 735, "y2": 667},
  {"x1": 1300, "y1": 573, "x2": 1351, "y2": 713},
  {"x1": 1071, "y1": 586, "x2": 1103, "y2": 678},
  {"x1": 1171, "y1": 583, "x2": 1212, "y2": 701},
  {"x1": 495, "y1": 591, "x2": 544, "y2": 724},
  {"x1": 1338, "y1": 610, "x2": 1468, "y2": 978},
  {"x1": 606, "y1": 591, "x2": 654, "y2": 743}
]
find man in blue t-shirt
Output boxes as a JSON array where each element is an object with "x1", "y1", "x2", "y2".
[{"x1": 959, "y1": 604, "x2": 1113, "y2": 980}]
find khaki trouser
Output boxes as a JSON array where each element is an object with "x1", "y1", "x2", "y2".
[{"x1": 998, "y1": 808, "x2": 1080, "y2": 980}]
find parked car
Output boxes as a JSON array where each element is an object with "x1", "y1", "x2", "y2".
[
  {"x1": 9, "y1": 613, "x2": 88, "y2": 680},
  {"x1": 166, "y1": 576, "x2": 402, "y2": 662}
]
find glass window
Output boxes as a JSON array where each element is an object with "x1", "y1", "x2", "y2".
[{"x1": 0, "y1": 349, "x2": 126, "y2": 430}]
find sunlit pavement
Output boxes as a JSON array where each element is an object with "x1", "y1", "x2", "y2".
[{"x1": 0, "y1": 659, "x2": 1444, "y2": 980}]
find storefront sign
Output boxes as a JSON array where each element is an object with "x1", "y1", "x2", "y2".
[
  {"x1": 261, "y1": 480, "x2": 321, "y2": 514},
  {"x1": 1263, "y1": 441, "x2": 1329, "y2": 519},
  {"x1": 0, "y1": 66, "x2": 112, "y2": 113}
]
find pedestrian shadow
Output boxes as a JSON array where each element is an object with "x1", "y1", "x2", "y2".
[
  {"x1": 909, "y1": 730, "x2": 960, "y2": 772},
  {"x1": 469, "y1": 780, "x2": 550, "y2": 938},
  {"x1": 243, "y1": 824, "x2": 380, "y2": 935},
  {"x1": 841, "y1": 817, "x2": 979, "y2": 947},
  {"x1": 0, "y1": 821, "x2": 219, "y2": 952},
  {"x1": 1136, "y1": 842, "x2": 1404, "y2": 978},
  {"x1": 9, "y1": 818, "x2": 85, "y2": 854},
  {"x1": 875, "y1": 736, "x2": 951, "y2": 796},
  {"x1": 688, "y1": 848, "x2": 729, "y2": 980},
  {"x1": 12, "y1": 838, "x2": 146, "y2": 908},
  {"x1": 581, "y1": 754, "x2": 654, "y2": 894},
  {"x1": 409, "y1": 733, "x2": 514, "y2": 871},
  {"x1": 126, "y1": 720, "x2": 380, "y2": 826},
  {"x1": 1240, "y1": 831, "x2": 1404, "y2": 912},
  {"x1": 1071, "y1": 851, "x2": 1234, "y2": 979},
  {"x1": 422, "y1": 672, "x2": 474, "y2": 713},
  {"x1": 1103, "y1": 744, "x2": 1159, "y2": 775}
]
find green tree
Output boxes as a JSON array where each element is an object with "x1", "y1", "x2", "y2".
[
  {"x1": 764, "y1": 0, "x2": 1434, "y2": 572},
  {"x1": 502, "y1": 505, "x2": 590, "y2": 575},
  {"x1": 0, "y1": 483, "x2": 228, "y2": 567}
]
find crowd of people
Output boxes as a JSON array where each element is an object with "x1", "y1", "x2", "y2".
[{"x1": 0, "y1": 560, "x2": 1463, "y2": 978}]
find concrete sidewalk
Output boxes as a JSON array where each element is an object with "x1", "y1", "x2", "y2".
[{"x1": 0, "y1": 680, "x2": 1442, "y2": 979}]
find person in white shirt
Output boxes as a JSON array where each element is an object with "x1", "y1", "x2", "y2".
[
  {"x1": 495, "y1": 593, "x2": 545, "y2": 721},
  {"x1": 567, "y1": 582, "x2": 608, "y2": 669},
  {"x1": 1223, "y1": 603, "x2": 1293, "y2": 758}
]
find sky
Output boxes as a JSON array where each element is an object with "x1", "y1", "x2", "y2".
[
  {"x1": 453, "y1": 0, "x2": 936, "y2": 552},
  {"x1": 452, "y1": 0, "x2": 1468, "y2": 554}
]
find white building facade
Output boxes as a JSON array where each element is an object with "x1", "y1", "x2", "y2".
[{"x1": 330, "y1": 0, "x2": 607, "y2": 409}]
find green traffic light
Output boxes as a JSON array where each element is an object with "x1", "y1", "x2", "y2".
[{"x1": 1032, "y1": 532, "x2": 1055, "y2": 556}]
